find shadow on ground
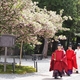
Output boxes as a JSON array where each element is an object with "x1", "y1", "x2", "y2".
[
  {"x1": 0, "y1": 73, "x2": 36, "y2": 79},
  {"x1": 42, "y1": 78, "x2": 62, "y2": 80}
]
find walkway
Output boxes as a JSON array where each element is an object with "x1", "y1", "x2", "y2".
[{"x1": 0, "y1": 56, "x2": 80, "y2": 80}]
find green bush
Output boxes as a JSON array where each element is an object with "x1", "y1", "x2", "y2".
[
  {"x1": 0, "y1": 65, "x2": 36, "y2": 74},
  {"x1": 15, "y1": 43, "x2": 35, "y2": 55},
  {"x1": 23, "y1": 43, "x2": 35, "y2": 54}
]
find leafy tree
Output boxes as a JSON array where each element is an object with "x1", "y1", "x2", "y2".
[
  {"x1": 0, "y1": 0, "x2": 68, "y2": 43},
  {"x1": 0, "y1": 0, "x2": 70, "y2": 57},
  {"x1": 32, "y1": 0, "x2": 80, "y2": 38},
  {"x1": 32, "y1": 0, "x2": 80, "y2": 49},
  {"x1": 75, "y1": 0, "x2": 80, "y2": 34}
]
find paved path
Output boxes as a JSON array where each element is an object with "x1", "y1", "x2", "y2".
[
  {"x1": 0, "y1": 56, "x2": 80, "y2": 80},
  {"x1": 0, "y1": 71, "x2": 80, "y2": 80}
]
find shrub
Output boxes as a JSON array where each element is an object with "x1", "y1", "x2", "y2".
[{"x1": 0, "y1": 64, "x2": 36, "y2": 74}]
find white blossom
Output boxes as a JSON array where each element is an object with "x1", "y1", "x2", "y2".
[
  {"x1": 0, "y1": 0, "x2": 70, "y2": 44},
  {"x1": 68, "y1": 16, "x2": 73, "y2": 20},
  {"x1": 63, "y1": 16, "x2": 68, "y2": 20}
]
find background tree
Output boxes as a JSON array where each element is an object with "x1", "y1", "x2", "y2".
[
  {"x1": 32, "y1": 0, "x2": 80, "y2": 48},
  {"x1": 0, "y1": 0, "x2": 70, "y2": 58}
]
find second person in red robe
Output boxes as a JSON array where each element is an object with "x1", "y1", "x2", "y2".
[{"x1": 66, "y1": 45, "x2": 78, "y2": 74}]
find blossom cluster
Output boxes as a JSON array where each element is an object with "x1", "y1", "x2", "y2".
[
  {"x1": 0, "y1": 0, "x2": 71, "y2": 44},
  {"x1": 54, "y1": 35, "x2": 67, "y2": 41}
]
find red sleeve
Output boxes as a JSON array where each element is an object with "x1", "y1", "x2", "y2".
[
  {"x1": 72, "y1": 50, "x2": 76, "y2": 59},
  {"x1": 51, "y1": 52, "x2": 55, "y2": 60},
  {"x1": 66, "y1": 50, "x2": 68, "y2": 55},
  {"x1": 62, "y1": 50, "x2": 66, "y2": 60},
  {"x1": 72, "y1": 50, "x2": 78, "y2": 69}
]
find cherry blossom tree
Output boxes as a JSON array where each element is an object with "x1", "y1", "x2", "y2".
[
  {"x1": 0, "y1": 0, "x2": 71, "y2": 58},
  {"x1": 0, "y1": 0, "x2": 70, "y2": 42},
  {"x1": 19, "y1": 1, "x2": 71, "y2": 57}
]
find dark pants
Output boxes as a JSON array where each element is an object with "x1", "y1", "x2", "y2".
[
  {"x1": 68, "y1": 69, "x2": 72, "y2": 74},
  {"x1": 53, "y1": 70, "x2": 62, "y2": 79}
]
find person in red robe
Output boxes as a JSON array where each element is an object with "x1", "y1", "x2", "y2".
[
  {"x1": 66, "y1": 45, "x2": 78, "y2": 74},
  {"x1": 49, "y1": 44, "x2": 69, "y2": 79}
]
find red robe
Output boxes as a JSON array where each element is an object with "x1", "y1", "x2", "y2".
[
  {"x1": 66, "y1": 49, "x2": 78, "y2": 70},
  {"x1": 49, "y1": 50, "x2": 68, "y2": 72}
]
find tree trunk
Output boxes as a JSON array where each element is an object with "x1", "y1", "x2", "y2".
[
  {"x1": 42, "y1": 38, "x2": 48, "y2": 58},
  {"x1": 19, "y1": 40, "x2": 23, "y2": 66}
]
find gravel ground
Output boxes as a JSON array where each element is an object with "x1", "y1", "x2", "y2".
[{"x1": 0, "y1": 56, "x2": 80, "y2": 80}]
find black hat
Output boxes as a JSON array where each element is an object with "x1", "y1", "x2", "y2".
[
  {"x1": 68, "y1": 44, "x2": 72, "y2": 47},
  {"x1": 57, "y1": 43, "x2": 62, "y2": 46},
  {"x1": 68, "y1": 42, "x2": 72, "y2": 47},
  {"x1": 77, "y1": 43, "x2": 80, "y2": 46}
]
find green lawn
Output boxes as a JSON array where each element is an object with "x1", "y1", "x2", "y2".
[{"x1": 0, "y1": 64, "x2": 36, "y2": 74}]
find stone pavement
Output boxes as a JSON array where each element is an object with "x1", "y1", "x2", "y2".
[
  {"x1": 0, "y1": 56, "x2": 80, "y2": 80},
  {"x1": 0, "y1": 71, "x2": 80, "y2": 80}
]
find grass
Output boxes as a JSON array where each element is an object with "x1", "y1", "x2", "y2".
[{"x1": 0, "y1": 64, "x2": 36, "y2": 74}]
